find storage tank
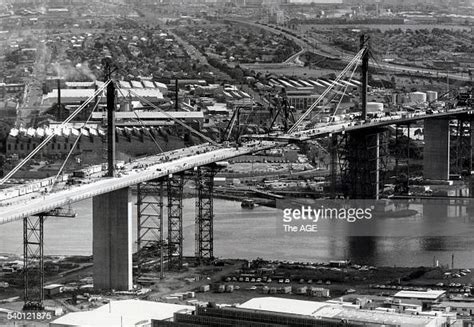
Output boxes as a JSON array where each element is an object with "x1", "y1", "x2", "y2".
[
  {"x1": 367, "y1": 102, "x2": 384, "y2": 112},
  {"x1": 119, "y1": 101, "x2": 130, "y2": 111},
  {"x1": 391, "y1": 93, "x2": 398, "y2": 105},
  {"x1": 426, "y1": 91, "x2": 438, "y2": 102},
  {"x1": 399, "y1": 94, "x2": 410, "y2": 104},
  {"x1": 409, "y1": 91, "x2": 427, "y2": 103}
]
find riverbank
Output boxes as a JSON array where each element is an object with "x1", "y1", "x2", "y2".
[{"x1": 1, "y1": 254, "x2": 473, "y2": 327}]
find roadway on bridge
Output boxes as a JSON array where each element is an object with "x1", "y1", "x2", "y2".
[
  {"x1": 247, "y1": 107, "x2": 473, "y2": 141},
  {"x1": 0, "y1": 141, "x2": 277, "y2": 224}
]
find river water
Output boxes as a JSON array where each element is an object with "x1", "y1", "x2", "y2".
[{"x1": 1, "y1": 197, "x2": 474, "y2": 268}]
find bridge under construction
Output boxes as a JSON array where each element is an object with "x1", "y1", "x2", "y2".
[{"x1": 0, "y1": 37, "x2": 472, "y2": 310}]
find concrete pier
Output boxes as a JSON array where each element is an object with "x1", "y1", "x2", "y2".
[
  {"x1": 93, "y1": 187, "x2": 133, "y2": 290},
  {"x1": 423, "y1": 119, "x2": 450, "y2": 180}
]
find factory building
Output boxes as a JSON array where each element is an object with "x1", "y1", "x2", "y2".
[
  {"x1": 152, "y1": 297, "x2": 448, "y2": 326},
  {"x1": 432, "y1": 301, "x2": 474, "y2": 317},
  {"x1": 49, "y1": 299, "x2": 194, "y2": 327},
  {"x1": 6, "y1": 126, "x2": 187, "y2": 163},
  {"x1": 393, "y1": 290, "x2": 446, "y2": 309}
]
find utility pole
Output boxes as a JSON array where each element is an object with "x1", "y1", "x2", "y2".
[{"x1": 360, "y1": 34, "x2": 370, "y2": 121}]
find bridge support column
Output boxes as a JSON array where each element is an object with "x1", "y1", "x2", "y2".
[
  {"x1": 23, "y1": 215, "x2": 44, "y2": 311},
  {"x1": 195, "y1": 167, "x2": 217, "y2": 264},
  {"x1": 136, "y1": 180, "x2": 164, "y2": 280},
  {"x1": 341, "y1": 129, "x2": 387, "y2": 199},
  {"x1": 93, "y1": 187, "x2": 132, "y2": 291},
  {"x1": 424, "y1": 119, "x2": 450, "y2": 180},
  {"x1": 167, "y1": 174, "x2": 184, "y2": 270}
]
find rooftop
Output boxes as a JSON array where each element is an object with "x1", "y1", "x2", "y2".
[
  {"x1": 239, "y1": 297, "x2": 443, "y2": 326},
  {"x1": 316, "y1": 305, "x2": 440, "y2": 326},
  {"x1": 393, "y1": 290, "x2": 446, "y2": 300},
  {"x1": 50, "y1": 299, "x2": 194, "y2": 327},
  {"x1": 436, "y1": 301, "x2": 474, "y2": 308},
  {"x1": 238, "y1": 297, "x2": 330, "y2": 316},
  {"x1": 44, "y1": 88, "x2": 164, "y2": 103}
]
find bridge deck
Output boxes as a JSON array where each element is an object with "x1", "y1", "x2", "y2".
[
  {"x1": 0, "y1": 141, "x2": 277, "y2": 224},
  {"x1": 247, "y1": 108, "x2": 473, "y2": 141}
]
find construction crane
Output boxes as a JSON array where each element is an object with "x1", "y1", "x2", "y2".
[{"x1": 268, "y1": 88, "x2": 295, "y2": 132}]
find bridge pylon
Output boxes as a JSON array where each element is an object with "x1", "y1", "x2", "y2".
[
  {"x1": 136, "y1": 180, "x2": 165, "y2": 280},
  {"x1": 167, "y1": 173, "x2": 185, "y2": 270},
  {"x1": 195, "y1": 166, "x2": 217, "y2": 264},
  {"x1": 424, "y1": 118, "x2": 450, "y2": 180},
  {"x1": 93, "y1": 187, "x2": 133, "y2": 291}
]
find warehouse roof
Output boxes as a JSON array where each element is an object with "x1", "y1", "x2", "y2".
[
  {"x1": 394, "y1": 290, "x2": 445, "y2": 300},
  {"x1": 238, "y1": 297, "x2": 330, "y2": 316},
  {"x1": 239, "y1": 297, "x2": 441, "y2": 326},
  {"x1": 316, "y1": 305, "x2": 440, "y2": 326},
  {"x1": 50, "y1": 299, "x2": 194, "y2": 327},
  {"x1": 91, "y1": 111, "x2": 204, "y2": 120}
]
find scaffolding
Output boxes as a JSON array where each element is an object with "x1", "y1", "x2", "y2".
[
  {"x1": 195, "y1": 167, "x2": 217, "y2": 263},
  {"x1": 329, "y1": 134, "x2": 337, "y2": 197},
  {"x1": 23, "y1": 215, "x2": 44, "y2": 311},
  {"x1": 450, "y1": 118, "x2": 472, "y2": 176},
  {"x1": 167, "y1": 173, "x2": 184, "y2": 270},
  {"x1": 393, "y1": 124, "x2": 411, "y2": 195},
  {"x1": 340, "y1": 129, "x2": 388, "y2": 199},
  {"x1": 136, "y1": 180, "x2": 164, "y2": 279}
]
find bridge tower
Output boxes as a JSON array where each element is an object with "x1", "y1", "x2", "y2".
[
  {"x1": 195, "y1": 166, "x2": 218, "y2": 263},
  {"x1": 92, "y1": 59, "x2": 133, "y2": 291},
  {"x1": 360, "y1": 35, "x2": 370, "y2": 121},
  {"x1": 167, "y1": 173, "x2": 185, "y2": 270},
  {"x1": 104, "y1": 57, "x2": 116, "y2": 177}
]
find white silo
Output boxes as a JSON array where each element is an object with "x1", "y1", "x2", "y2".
[{"x1": 409, "y1": 91, "x2": 427, "y2": 104}]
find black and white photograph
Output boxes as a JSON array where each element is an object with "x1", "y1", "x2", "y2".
[{"x1": 0, "y1": 0, "x2": 473, "y2": 326}]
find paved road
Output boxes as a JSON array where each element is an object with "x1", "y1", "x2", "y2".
[
  {"x1": 229, "y1": 19, "x2": 471, "y2": 82},
  {"x1": 167, "y1": 30, "x2": 209, "y2": 67}
]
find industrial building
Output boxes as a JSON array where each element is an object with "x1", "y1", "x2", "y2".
[
  {"x1": 49, "y1": 299, "x2": 194, "y2": 327},
  {"x1": 267, "y1": 77, "x2": 359, "y2": 110},
  {"x1": 151, "y1": 297, "x2": 449, "y2": 326},
  {"x1": 393, "y1": 290, "x2": 446, "y2": 309},
  {"x1": 432, "y1": 301, "x2": 474, "y2": 317},
  {"x1": 6, "y1": 126, "x2": 187, "y2": 162}
]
